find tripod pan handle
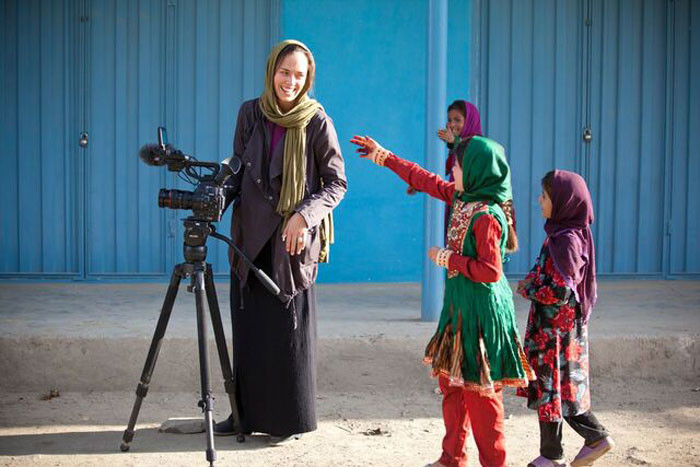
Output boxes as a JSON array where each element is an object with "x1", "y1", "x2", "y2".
[{"x1": 254, "y1": 268, "x2": 281, "y2": 297}]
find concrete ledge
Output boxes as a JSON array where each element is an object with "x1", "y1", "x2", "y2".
[{"x1": 1, "y1": 335, "x2": 698, "y2": 393}]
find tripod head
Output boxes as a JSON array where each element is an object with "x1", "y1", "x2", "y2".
[
  {"x1": 138, "y1": 127, "x2": 281, "y2": 299},
  {"x1": 139, "y1": 127, "x2": 241, "y2": 222}
]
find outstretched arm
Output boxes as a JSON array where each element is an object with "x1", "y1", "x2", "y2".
[{"x1": 350, "y1": 135, "x2": 455, "y2": 204}]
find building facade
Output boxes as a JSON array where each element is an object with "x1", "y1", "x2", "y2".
[{"x1": 1, "y1": 0, "x2": 698, "y2": 281}]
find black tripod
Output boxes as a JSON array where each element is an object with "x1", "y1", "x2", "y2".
[{"x1": 120, "y1": 217, "x2": 281, "y2": 466}]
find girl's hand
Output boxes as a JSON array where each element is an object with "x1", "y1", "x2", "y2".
[
  {"x1": 437, "y1": 128, "x2": 455, "y2": 144},
  {"x1": 282, "y1": 212, "x2": 309, "y2": 256},
  {"x1": 406, "y1": 186, "x2": 418, "y2": 195},
  {"x1": 516, "y1": 279, "x2": 526, "y2": 293},
  {"x1": 350, "y1": 135, "x2": 389, "y2": 166},
  {"x1": 428, "y1": 246, "x2": 440, "y2": 264}
]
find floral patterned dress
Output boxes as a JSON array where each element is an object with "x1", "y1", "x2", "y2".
[{"x1": 517, "y1": 240, "x2": 591, "y2": 422}]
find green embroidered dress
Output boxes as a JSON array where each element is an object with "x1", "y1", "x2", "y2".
[{"x1": 424, "y1": 198, "x2": 533, "y2": 395}]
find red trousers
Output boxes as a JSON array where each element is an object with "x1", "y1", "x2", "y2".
[{"x1": 438, "y1": 376, "x2": 506, "y2": 467}]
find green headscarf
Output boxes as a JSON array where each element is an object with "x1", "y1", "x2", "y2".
[
  {"x1": 458, "y1": 136, "x2": 513, "y2": 204},
  {"x1": 259, "y1": 40, "x2": 334, "y2": 262}
]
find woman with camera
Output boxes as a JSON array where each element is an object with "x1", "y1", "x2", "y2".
[{"x1": 214, "y1": 40, "x2": 347, "y2": 445}]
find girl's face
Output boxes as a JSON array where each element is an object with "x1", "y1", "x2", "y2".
[
  {"x1": 538, "y1": 187, "x2": 553, "y2": 218},
  {"x1": 452, "y1": 161, "x2": 464, "y2": 192},
  {"x1": 447, "y1": 109, "x2": 465, "y2": 136},
  {"x1": 273, "y1": 51, "x2": 309, "y2": 112}
]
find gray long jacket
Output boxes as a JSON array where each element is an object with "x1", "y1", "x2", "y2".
[{"x1": 227, "y1": 98, "x2": 347, "y2": 302}]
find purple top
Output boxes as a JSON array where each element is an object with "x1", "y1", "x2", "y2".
[
  {"x1": 544, "y1": 170, "x2": 597, "y2": 322},
  {"x1": 266, "y1": 121, "x2": 287, "y2": 158}
]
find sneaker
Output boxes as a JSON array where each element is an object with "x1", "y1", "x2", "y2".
[
  {"x1": 269, "y1": 433, "x2": 303, "y2": 446},
  {"x1": 213, "y1": 415, "x2": 235, "y2": 436},
  {"x1": 528, "y1": 456, "x2": 569, "y2": 467},
  {"x1": 571, "y1": 436, "x2": 615, "y2": 466}
]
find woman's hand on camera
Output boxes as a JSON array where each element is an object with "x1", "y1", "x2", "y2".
[
  {"x1": 350, "y1": 135, "x2": 390, "y2": 166},
  {"x1": 282, "y1": 213, "x2": 309, "y2": 256},
  {"x1": 437, "y1": 128, "x2": 455, "y2": 144}
]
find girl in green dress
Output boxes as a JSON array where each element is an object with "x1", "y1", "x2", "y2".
[{"x1": 351, "y1": 134, "x2": 534, "y2": 467}]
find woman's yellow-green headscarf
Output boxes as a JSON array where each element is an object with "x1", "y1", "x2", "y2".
[
  {"x1": 457, "y1": 136, "x2": 513, "y2": 204},
  {"x1": 259, "y1": 40, "x2": 334, "y2": 262},
  {"x1": 259, "y1": 40, "x2": 321, "y2": 218}
]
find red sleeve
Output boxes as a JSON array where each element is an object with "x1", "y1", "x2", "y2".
[
  {"x1": 384, "y1": 154, "x2": 455, "y2": 204},
  {"x1": 447, "y1": 215, "x2": 503, "y2": 283}
]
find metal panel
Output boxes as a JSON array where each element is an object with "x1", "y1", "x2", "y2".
[
  {"x1": 0, "y1": 0, "x2": 278, "y2": 279},
  {"x1": 474, "y1": 0, "x2": 583, "y2": 274},
  {"x1": 85, "y1": 0, "x2": 169, "y2": 275},
  {"x1": 669, "y1": 0, "x2": 700, "y2": 274},
  {"x1": 85, "y1": 0, "x2": 276, "y2": 276},
  {"x1": 588, "y1": 0, "x2": 668, "y2": 275},
  {"x1": 170, "y1": 0, "x2": 276, "y2": 275},
  {"x1": 0, "y1": 0, "x2": 79, "y2": 276},
  {"x1": 474, "y1": 0, "x2": 685, "y2": 276}
]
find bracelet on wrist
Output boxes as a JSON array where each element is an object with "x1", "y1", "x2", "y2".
[
  {"x1": 436, "y1": 248, "x2": 453, "y2": 268},
  {"x1": 375, "y1": 149, "x2": 390, "y2": 166}
]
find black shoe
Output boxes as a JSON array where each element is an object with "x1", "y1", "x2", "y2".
[
  {"x1": 269, "y1": 433, "x2": 303, "y2": 446},
  {"x1": 213, "y1": 415, "x2": 235, "y2": 436}
]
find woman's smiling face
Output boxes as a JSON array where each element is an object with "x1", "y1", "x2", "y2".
[{"x1": 273, "y1": 51, "x2": 309, "y2": 112}]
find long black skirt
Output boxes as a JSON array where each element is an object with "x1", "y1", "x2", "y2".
[{"x1": 230, "y1": 241, "x2": 317, "y2": 436}]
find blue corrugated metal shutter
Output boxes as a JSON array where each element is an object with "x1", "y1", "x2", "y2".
[
  {"x1": 86, "y1": 0, "x2": 277, "y2": 277},
  {"x1": 473, "y1": 0, "x2": 584, "y2": 274},
  {"x1": 1, "y1": 0, "x2": 278, "y2": 278},
  {"x1": 669, "y1": 0, "x2": 700, "y2": 275},
  {"x1": 170, "y1": 0, "x2": 278, "y2": 275},
  {"x1": 587, "y1": 0, "x2": 671, "y2": 275},
  {"x1": 473, "y1": 0, "x2": 697, "y2": 276},
  {"x1": 86, "y1": 0, "x2": 170, "y2": 276},
  {"x1": 0, "y1": 0, "x2": 80, "y2": 277}
]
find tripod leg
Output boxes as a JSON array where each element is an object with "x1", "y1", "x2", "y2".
[
  {"x1": 204, "y1": 264, "x2": 244, "y2": 441},
  {"x1": 120, "y1": 268, "x2": 183, "y2": 452},
  {"x1": 194, "y1": 269, "x2": 217, "y2": 466}
]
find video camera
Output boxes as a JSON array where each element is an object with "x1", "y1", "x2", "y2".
[{"x1": 139, "y1": 127, "x2": 241, "y2": 222}]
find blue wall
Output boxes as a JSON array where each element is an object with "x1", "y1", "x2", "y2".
[
  {"x1": 282, "y1": 0, "x2": 471, "y2": 282},
  {"x1": 2, "y1": 0, "x2": 698, "y2": 281}
]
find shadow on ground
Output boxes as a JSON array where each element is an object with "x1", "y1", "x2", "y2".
[{"x1": 0, "y1": 428, "x2": 270, "y2": 456}]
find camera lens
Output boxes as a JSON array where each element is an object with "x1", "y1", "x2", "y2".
[{"x1": 158, "y1": 189, "x2": 195, "y2": 210}]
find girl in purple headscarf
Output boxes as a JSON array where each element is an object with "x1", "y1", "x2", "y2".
[
  {"x1": 437, "y1": 100, "x2": 483, "y2": 182},
  {"x1": 407, "y1": 99, "x2": 482, "y2": 199},
  {"x1": 516, "y1": 170, "x2": 614, "y2": 467}
]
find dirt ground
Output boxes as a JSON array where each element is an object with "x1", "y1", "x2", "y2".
[{"x1": 0, "y1": 377, "x2": 698, "y2": 467}]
